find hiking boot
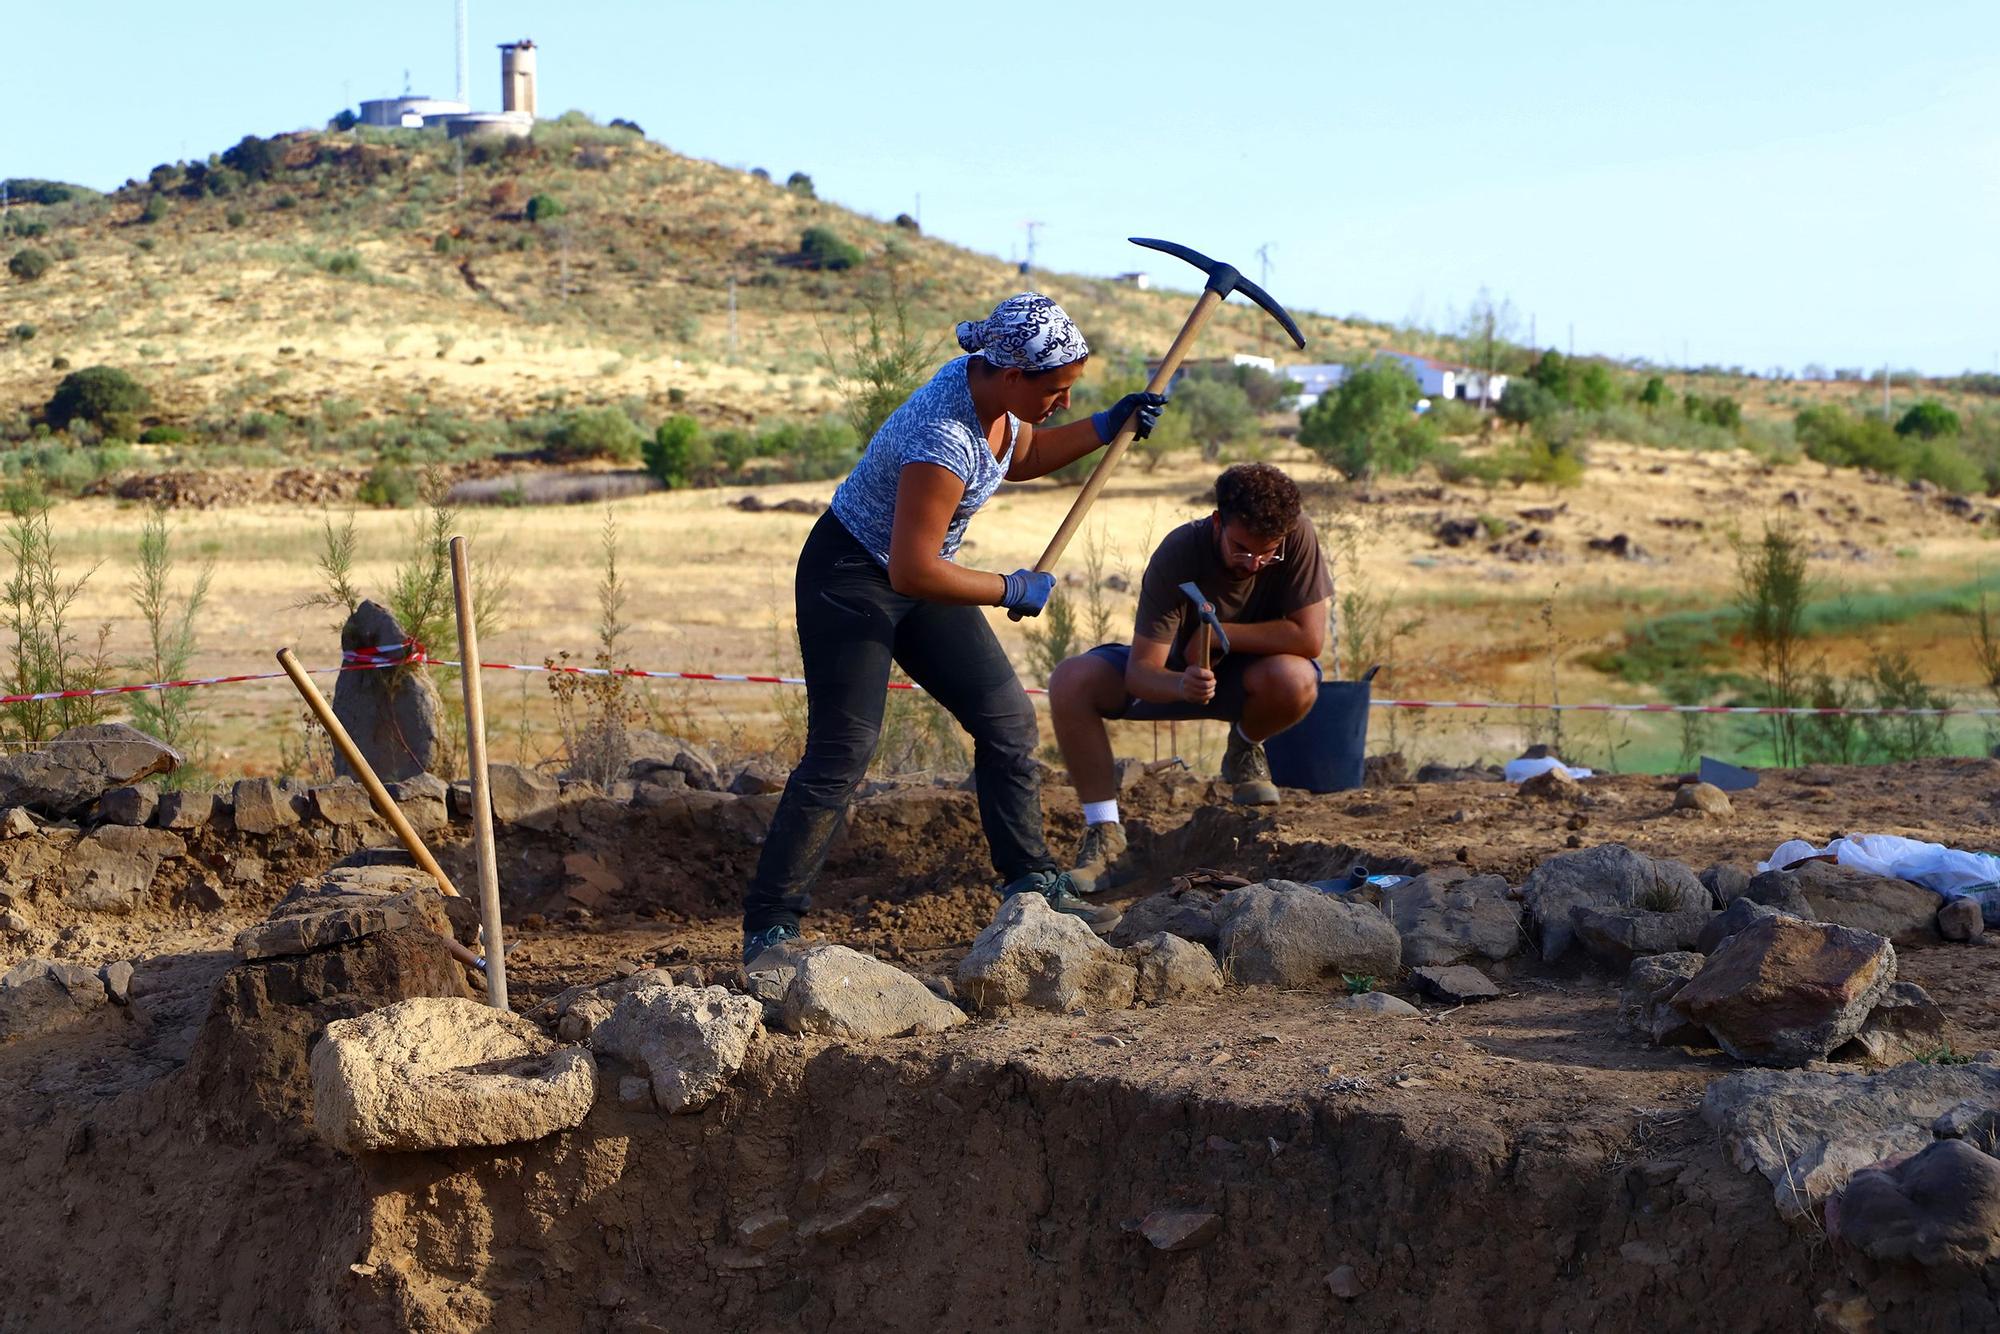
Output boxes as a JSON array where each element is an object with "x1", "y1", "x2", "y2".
[
  {"x1": 741, "y1": 922, "x2": 801, "y2": 967},
  {"x1": 1221, "y1": 727, "x2": 1280, "y2": 806},
  {"x1": 1068, "y1": 820, "x2": 1130, "y2": 896},
  {"x1": 1001, "y1": 869, "x2": 1122, "y2": 936}
]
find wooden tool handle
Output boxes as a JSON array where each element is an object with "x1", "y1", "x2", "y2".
[
  {"x1": 275, "y1": 647, "x2": 484, "y2": 971},
  {"x1": 450, "y1": 536, "x2": 509, "y2": 1012},
  {"x1": 1031, "y1": 287, "x2": 1225, "y2": 577}
]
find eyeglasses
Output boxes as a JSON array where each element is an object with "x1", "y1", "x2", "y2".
[{"x1": 1221, "y1": 534, "x2": 1285, "y2": 569}]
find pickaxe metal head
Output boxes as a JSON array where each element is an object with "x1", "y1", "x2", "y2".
[
  {"x1": 1177, "y1": 580, "x2": 1231, "y2": 658},
  {"x1": 1131, "y1": 237, "x2": 1307, "y2": 350}
]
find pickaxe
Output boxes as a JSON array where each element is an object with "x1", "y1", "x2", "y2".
[
  {"x1": 1178, "y1": 580, "x2": 1230, "y2": 670},
  {"x1": 1012, "y1": 238, "x2": 1305, "y2": 619}
]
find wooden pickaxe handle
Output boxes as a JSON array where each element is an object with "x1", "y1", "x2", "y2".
[{"x1": 1014, "y1": 288, "x2": 1226, "y2": 611}]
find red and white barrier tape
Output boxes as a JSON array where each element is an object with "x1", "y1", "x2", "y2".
[{"x1": 6, "y1": 639, "x2": 1997, "y2": 718}]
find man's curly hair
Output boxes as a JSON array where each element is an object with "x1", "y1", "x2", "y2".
[{"x1": 1214, "y1": 462, "x2": 1302, "y2": 538}]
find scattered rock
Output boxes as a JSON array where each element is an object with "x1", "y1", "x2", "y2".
[
  {"x1": 1415, "y1": 763, "x2": 1503, "y2": 784},
  {"x1": 1616, "y1": 952, "x2": 1708, "y2": 1047},
  {"x1": 1409, "y1": 964, "x2": 1501, "y2": 1003},
  {"x1": 1748, "y1": 861, "x2": 1939, "y2": 945},
  {"x1": 0, "y1": 722, "x2": 181, "y2": 817},
  {"x1": 1840, "y1": 982, "x2": 1948, "y2": 1064},
  {"x1": 61, "y1": 826, "x2": 186, "y2": 913},
  {"x1": 1516, "y1": 767, "x2": 1583, "y2": 802},
  {"x1": 0, "y1": 807, "x2": 36, "y2": 838},
  {"x1": 0, "y1": 909, "x2": 28, "y2": 934},
  {"x1": 0, "y1": 958, "x2": 110, "y2": 1040},
  {"x1": 527, "y1": 968, "x2": 680, "y2": 1043},
  {"x1": 1830, "y1": 1139, "x2": 2000, "y2": 1269},
  {"x1": 1521, "y1": 844, "x2": 1708, "y2": 963},
  {"x1": 230, "y1": 777, "x2": 299, "y2": 836},
  {"x1": 153, "y1": 789, "x2": 211, "y2": 830},
  {"x1": 777, "y1": 945, "x2": 965, "y2": 1038},
  {"x1": 1380, "y1": 873, "x2": 1521, "y2": 966},
  {"x1": 1696, "y1": 897, "x2": 1785, "y2": 954},
  {"x1": 94, "y1": 782, "x2": 158, "y2": 826},
  {"x1": 1128, "y1": 933, "x2": 1225, "y2": 1004},
  {"x1": 800, "y1": 1193, "x2": 904, "y2": 1247},
  {"x1": 1134, "y1": 1209, "x2": 1221, "y2": 1251},
  {"x1": 310, "y1": 996, "x2": 598, "y2": 1153},
  {"x1": 1700, "y1": 862, "x2": 1751, "y2": 906},
  {"x1": 1571, "y1": 906, "x2": 1715, "y2": 969},
  {"x1": 1671, "y1": 916, "x2": 1897, "y2": 1066},
  {"x1": 1671, "y1": 782, "x2": 1732, "y2": 817},
  {"x1": 735, "y1": 1211, "x2": 791, "y2": 1250},
  {"x1": 1362, "y1": 752, "x2": 1409, "y2": 787},
  {"x1": 626, "y1": 735, "x2": 723, "y2": 792},
  {"x1": 1704, "y1": 1061, "x2": 2000, "y2": 1217},
  {"x1": 100, "y1": 959, "x2": 134, "y2": 1005},
  {"x1": 484, "y1": 763, "x2": 560, "y2": 830},
  {"x1": 958, "y1": 893, "x2": 1137, "y2": 1013},
  {"x1": 590, "y1": 984, "x2": 762, "y2": 1113},
  {"x1": 388, "y1": 773, "x2": 450, "y2": 832},
  {"x1": 727, "y1": 758, "x2": 787, "y2": 796},
  {"x1": 1214, "y1": 881, "x2": 1401, "y2": 989},
  {"x1": 1107, "y1": 881, "x2": 1225, "y2": 948},
  {"x1": 309, "y1": 780, "x2": 378, "y2": 827},
  {"x1": 330, "y1": 600, "x2": 444, "y2": 783},
  {"x1": 1938, "y1": 897, "x2": 1984, "y2": 943},
  {"x1": 235, "y1": 891, "x2": 435, "y2": 961},
  {"x1": 1330, "y1": 991, "x2": 1420, "y2": 1017},
  {"x1": 1326, "y1": 1265, "x2": 1363, "y2": 1299}
]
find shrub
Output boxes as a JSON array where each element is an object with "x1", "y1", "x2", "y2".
[
  {"x1": 10, "y1": 324, "x2": 33, "y2": 341},
  {"x1": 525, "y1": 193, "x2": 566, "y2": 222},
  {"x1": 1528, "y1": 349, "x2": 1574, "y2": 402},
  {"x1": 137, "y1": 425, "x2": 185, "y2": 444},
  {"x1": 8, "y1": 248, "x2": 51, "y2": 282},
  {"x1": 357, "y1": 463, "x2": 418, "y2": 507},
  {"x1": 800, "y1": 226, "x2": 861, "y2": 271},
  {"x1": 1, "y1": 178, "x2": 79, "y2": 206},
  {"x1": 46, "y1": 366, "x2": 149, "y2": 434},
  {"x1": 750, "y1": 167, "x2": 771, "y2": 182},
  {"x1": 1496, "y1": 378, "x2": 1559, "y2": 431},
  {"x1": 1298, "y1": 362, "x2": 1432, "y2": 478},
  {"x1": 547, "y1": 407, "x2": 644, "y2": 462},
  {"x1": 1175, "y1": 375, "x2": 1256, "y2": 462},
  {"x1": 139, "y1": 194, "x2": 169, "y2": 225},
  {"x1": 221, "y1": 134, "x2": 282, "y2": 183},
  {"x1": 225, "y1": 207, "x2": 246, "y2": 228},
  {"x1": 608, "y1": 117, "x2": 645, "y2": 135},
  {"x1": 1638, "y1": 375, "x2": 1668, "y2": 410},
  {"x1": 894, "y1": 212, "x2": 920, "y2": 232},
  {"x1": 323, "y1": 250, "x2": 362, "y2": 275},
  {"x1": 644, "y1": 415, "x2": 711, "y2": 488},
  {"x1": 786, "y1": 171, "x2": 816, "y2": 198},
  {"x1": 1576, "y1": 364, "x2": 1615, "y2": 411},
  {"x1": 1895, "y1": 401, "x2": 1960, "y2": 439},
  {"x1": 2, "y1": 217, "x2": 47, "y2": 239},
  {"x1": 328, "y1": 108, "x2": 359, "y2": 131}
]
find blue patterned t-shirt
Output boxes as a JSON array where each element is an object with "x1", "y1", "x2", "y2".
[{"x1": 829, "y1": 356, "x2": 1016, "y2": 566}]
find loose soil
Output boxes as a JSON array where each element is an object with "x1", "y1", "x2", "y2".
[{"x1": 2, "y1": 757, "x2": 1998, "y2": 1331}]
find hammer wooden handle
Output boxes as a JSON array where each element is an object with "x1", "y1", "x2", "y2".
[{"x1": 1030, "y1": 287, "x2": 1225, "y2": 578}]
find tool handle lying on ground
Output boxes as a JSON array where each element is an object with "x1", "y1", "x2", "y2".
[
  {"x1": 275, "y1": 646, "x2": 486, "y2": 973},
  {"x1": 1009, "y1": 236, "x2": 1307, "y2": 620},
  {"x1": 449, "y1": 535, "x2": 509, "y2": 1013}
]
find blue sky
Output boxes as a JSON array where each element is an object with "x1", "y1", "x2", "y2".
[{"x1": 7, "y1": 1, "x2": 1997, "y2": 373}]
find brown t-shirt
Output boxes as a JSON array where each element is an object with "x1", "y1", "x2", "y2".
[{"x1": 1133, "y1": 514, "x2": 1334, "y2": 668}]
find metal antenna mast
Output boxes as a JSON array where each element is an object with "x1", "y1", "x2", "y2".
[
  {"x1": 455, "y1": 0, "x2": 469, "y2": 105},
  {"x1": 1020, "y1": 221, "x2": 1043, "y2": 277}
]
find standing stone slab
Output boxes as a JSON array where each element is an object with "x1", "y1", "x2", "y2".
[
  {"x1": 777, "y1": 945, "x2": 965, "y2": 1038},
  {"x1": 1215, "y1": 882, "x2": 1401, "y2": 989},
  {"x1": 330, "y1": 601, "x2": 444, "y2": 783},
  {"x1": 310, "y1": 996, "x2": 597, "y2": 1153},
  {"x1": 95, "y1": 782, "x2": 158, "y2": 826},
  {"x1": 230, "y1": 777, "x2": 299, "y2": 835},
  {"x1": 1520, "y1": 844, "x2": 1708, "y2": 963},
  {"x1": 1381, "y1": 873, "x2": 1522, "y2": 967},
  {"x1": 958, "y1": 893, "x2": 1137, "y2": 1014},
  {"x1": 0, "y1": 722, "x2": 180, "y2": 817},
  {"x1": 1671, "y1": 916, "x2": 1896, "y2": 1066}
]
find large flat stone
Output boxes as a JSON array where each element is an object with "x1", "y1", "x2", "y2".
[
  {"x1": 777, "y1": 945, "x2": 964, "y2": 1039},
  {"x1": 958, "y1": 893, "x2": 1137, "y2": 1014},
  {"x1": 591, "y1": 984, "x2": 762, "y2": 1113},
  {"x1": 61, "y1": 826, "x2": 186, "y2": 914},
  {"x1": 1381, "y1": 873, "x2": 1522, "y2": 967},
  {"x1": 1521, "y1": 844, "x2": 1707, "y2": 962},
  {"x1": 310, "y1": 996, "x2": 597, "y2": 1153},
  {"x1": 1749, "y1": 861, "x2": 1940, "y2": 945},
  {"x1": 1571, "y1": 906, "x2": 1715, "y2": 970},
  {"x1": 230, "y1": 777, "x2": 299, "y2": 835},
  {"x1": 0, "y1": 722, "x2": 180, "y2": 817},
  {"x1": 1672, "y1": 916, "x2": 1896, "y2": 1066},
  {"x1": 1215, "y1": 881, "x2": 1401, "y2": 989},
  {"x1": 0, "y1": 958, "x2": 109, "y2": 1040}
]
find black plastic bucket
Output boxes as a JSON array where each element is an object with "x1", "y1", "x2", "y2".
[{"x1": 1265, "y1": 667, "x2": 1376, "y2": 793}]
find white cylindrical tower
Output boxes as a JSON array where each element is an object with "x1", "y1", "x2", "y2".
[{"x1": 500, "y1": 40, "x2": 537, "y2": 119}]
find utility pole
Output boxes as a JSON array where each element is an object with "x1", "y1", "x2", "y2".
[
  {"x1": 1020, "y1": 221, "x2": 1042, "y2": 278},
  {"x1": 1254, "y1": 243, "x2": 1273, "y2": 347}
]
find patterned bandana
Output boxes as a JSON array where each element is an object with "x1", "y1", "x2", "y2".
[{"x1": 955, "y1": 293, "x2": 1089, "y2": 371}]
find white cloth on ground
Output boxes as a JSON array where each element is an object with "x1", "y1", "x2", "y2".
[
  {"x1": 1503, "y1": 756, "x2": 1595, "y2": 784},
  {"x1": 1758, "y1": 834, "x2": 2000, "y2": 900}
]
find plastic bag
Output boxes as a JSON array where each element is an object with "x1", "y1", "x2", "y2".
[
  {"x1": 1758, "y1": 834, "x2": 2000, "y2": 900},
  {"x1": 1503, "y1": 756, "x2": 1594, "y2": 783}
]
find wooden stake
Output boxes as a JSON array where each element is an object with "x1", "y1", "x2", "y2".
[
  {"x1": 449, "y1": 535, "x2": 508, "y2": 1012},
  {"x1": 274, "y1": 646, "x2": 484, "y2": 971}
]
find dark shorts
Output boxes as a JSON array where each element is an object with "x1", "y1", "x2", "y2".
[{"x1": 1083, "y1": 643, "x2": 1321, "y2": 723}]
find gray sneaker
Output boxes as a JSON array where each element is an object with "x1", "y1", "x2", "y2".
[
  {"x1": 1221, "y1": 727, "x2": 1279, "y2": 806},
  {"x1": 1068, "y1": 821, "x2": 1130, "y2": 896},
  {"x1": 1001, "y1": 869, "x2": 1122, "y2": 935}
]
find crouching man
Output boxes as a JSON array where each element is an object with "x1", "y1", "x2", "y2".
[{"x1": 1047, "y1": 462, "x2": 1332, "y2": 898}]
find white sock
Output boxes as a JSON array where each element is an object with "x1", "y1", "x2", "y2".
[{"x1": 1082, "y1": 799, "x2": 1120, "y2": 826}]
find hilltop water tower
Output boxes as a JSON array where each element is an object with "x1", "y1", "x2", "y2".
[{"x1": 500, "y1": 40, "x2": 537, "y2": 118}]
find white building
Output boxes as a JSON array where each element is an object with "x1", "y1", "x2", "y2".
[
  {"x1": 1286, "y1": 353, "x2": 1510, "y2": 411},
  {"x1": 358, "y1": 96, "x2": 471, "y2": 128},
  {"x1": 1280, "y1": 363, "x2": 1350, "y2": 411}
]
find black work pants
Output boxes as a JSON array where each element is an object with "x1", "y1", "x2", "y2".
[{"x1": 742, "y1": 512, "x2": 1054, "y2": 934}]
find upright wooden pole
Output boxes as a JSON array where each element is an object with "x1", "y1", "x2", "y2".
[
  {"x1": 274, "y1": 647, "x2": 484, "y2": 971},
  {"x1": 449, "y1": 536, "x2": 508, "y2": 1012}
]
